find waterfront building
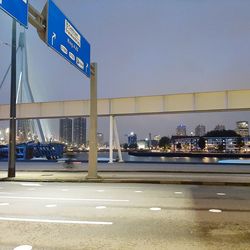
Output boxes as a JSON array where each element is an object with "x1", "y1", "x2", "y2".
[
  {"x1": 0, "y1": 128, "x2": 5, "y2": 144},
  {"x1": 137, "y1": 140, "x2": 148, "y2": 150},
  {"x1": 59, "y1": 118, "x2": 73, "y2": 145},
  {"x1": 171, "y1": 136, "x2": 199, "y2": 151},
  {"x1": 214, "y1": 124, "x2": 225, "y2": 131},
  {"x1": 171, "y1": 135, "x2": 241, "y2": 152},
  {"x1": 148, "y1": 133, "x2": 152, "y2": 148},
  {"x1": 73, "y1": 117, "x2": 87, "y2": 146},
  {"x1": 195, "y1": 125, "x2": 206, "y2": 137},
  {"x1": 205, "y1": 136, "x2": 239, "y2": 152},
  {"x1": 236, "y1": 121, "x2": 249, "y2": 137},
  {"x1": 128, "y1": 132, "x2": 137, "y2": 146},
  {"x1": 154, "y1": 135, "x2": 161, "y2": 141},
  {"x1": 176, "y1": 125, "x2": 186, "y2": 136}
]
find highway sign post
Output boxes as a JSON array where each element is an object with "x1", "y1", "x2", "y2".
[
  {"x1": 87, "y1": 63, "x2": 99, "y2": 179},
  {"x1": 0, "y1": 0, "x2": 28, "y2": 176},
  {"x1": 2, "y1": 0, "x2": 97, "y2": 179},
  {"x1": 46, "y1": 0, "x2": 91, "y2": 78},
  {"x1": 0, "y1": 0, "x2": 28, "y2": 28}
]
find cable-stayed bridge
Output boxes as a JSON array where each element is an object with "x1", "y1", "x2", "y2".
[
  {"x1": 0, "y1": 31, "x2": 45, "y2": 142},
  {"x1": 1, "y1": 32, "x2": 250, "y2": 153}
]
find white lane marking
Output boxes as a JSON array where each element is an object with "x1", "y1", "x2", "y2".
[
  {"x1": 0, "y1": 196, "x2": 129, "y2": 202},
  {"x1": 216, "y1": 193, "x2": 226, "y2": 196},
  {"x1": 209, "y1": 209, "x2": 222, "y2": 213},
  {"x1": 174, "y1": 192, "x2": 183, "y2": 195},
  {"x1": 150, "y1": 207, "x2": 161, "y2": 211},
  {"x1": 14, "y1": 245, "x2": 32, "y2": 250},
  {"x1": 0, "y1": 203, "x2": 9, "y2": 206},
  {"x1": 0, "y1": 217, "x2": 113, "y2": 225},
  {"x1": 61, "y1": 189, "x2": 69, "y2": 192},
  {"x1": 20, "y1": 183, "x2": 41, "y2": 187},
  {"x1": 134, "y1": 191, "x2": 142, "y2": 193},
  {"x1": 96, "y1": 190, "x2": 104, "y2": 192},
  {"x1": 45, "y1": 204, "x2": 57, "y2": 208},
  {"x1": 96, "y1": 206, "x2": 106, "y2": 209},
  {"x1": 27, "y1": 188, "x2": 35, "y2": 191}
]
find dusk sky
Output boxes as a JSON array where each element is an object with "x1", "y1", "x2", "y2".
[{"x1": 1, "y1": 0, "x2": 250, "y2": 142}]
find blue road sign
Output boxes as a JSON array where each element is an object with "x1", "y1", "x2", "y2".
[
  {"x1": 46, "y1": 0, "x2": 90, "y2": 78},
  {"x1": 0, "y1": 0, "x2": 28, "y2": 28}
]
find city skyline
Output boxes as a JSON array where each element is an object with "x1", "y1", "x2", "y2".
[
  {"x1": 1, "y1": 117, "x2": 248, "y2": 145},
  {"x1": 1, "y1": 0, "x2": 250, "y2": 140}
]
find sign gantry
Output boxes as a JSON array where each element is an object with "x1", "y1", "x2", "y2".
[{"x1": 0, "y1": 0, "x2": 94, "y2": 178}]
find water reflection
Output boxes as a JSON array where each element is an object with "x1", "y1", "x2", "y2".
[{"x1": 74, "y1": 152, "x2": 249, "y2": 164}]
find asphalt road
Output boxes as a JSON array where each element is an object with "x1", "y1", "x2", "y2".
[{"x1": 0, "y1": 182, "x2": 249, "y2": 249}]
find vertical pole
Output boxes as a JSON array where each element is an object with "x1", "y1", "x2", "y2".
[
  {"x1": 113, "y1": 117, "x2": 123, "y2": 162},
  {"x1": 109, "y1": 115, "x2": 113, "y2": 163},
  {"x1": 87, "y1": 63, "x2": 100, "y2": 179},
  {"x1": 8, "y1": 20, "x2": 17, "y2": 178}
]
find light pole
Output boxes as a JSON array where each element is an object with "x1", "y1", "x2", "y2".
[{"x1": 8, "y1": 20, "x2": 17, "y2": 178}]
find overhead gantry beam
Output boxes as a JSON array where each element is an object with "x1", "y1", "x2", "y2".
[{"x1": 0, "y1": 89, "x2": 250, "y2": 120}]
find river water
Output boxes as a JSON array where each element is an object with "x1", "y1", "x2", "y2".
[{"x1": 73, "y1": 152, "x2": 250, "y2": 164}]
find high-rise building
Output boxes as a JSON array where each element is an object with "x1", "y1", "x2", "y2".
[
  {"x1": 60, "y1": 117, "x2": 87, "y2": 146},
  {"x1": 59, "y1": 118, "x2": 73, "y2": 144},
  {"x1": 128, "y1": 132, "x2": 137, "y2": 146},
  {"x1": 195, "y1": 125, "x2": 206, "y2": 137},
  {"x1": 73, "y1": 117, "x2": 87, "y2": 146},
  {"x1": 97, "y1": 133, "x2": 104, "y2": 147},
  {"x1": 214, "y1": 124, "x2": 225, "y2": 131},
  {"x1": 176, "y1": 125, "x2": 186, "y2": 136},
  {"x1": 236, "y1": 121, "x2": 249, "y2": 137}
]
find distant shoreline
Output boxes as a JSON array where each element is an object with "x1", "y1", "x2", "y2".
[{"x1": 128, "y1": 151, "x2": 250, "y2": 158}]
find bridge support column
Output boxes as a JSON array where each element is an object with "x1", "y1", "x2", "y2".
[
  {"x1": 109, "y1": 115, "x2": 114, "y2": 163},
  {"x1": 114, "y1": 117, "x2": 123, "y2": 162},
  {"x1": 109, "y1": 116, "x2": 123, "y2": 163},
  {"x1": 87, "y1": 63, "x2": 100, "y2": 179}
]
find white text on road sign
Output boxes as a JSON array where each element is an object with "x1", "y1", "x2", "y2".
[{"x1": 52, "y1": 32, "x2": 56, "y2": 46}]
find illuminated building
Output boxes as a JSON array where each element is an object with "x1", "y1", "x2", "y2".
[
  {"x1": 195, "y1": 125, "x2": 206, "y2": 137},
  {"x1": 236, "y1": 121, "x2": 249, "y2": 137},
  {"x1": 176, "y1": 125, "x2": 186, "y2": 136},
  {"x1": 59, "y1": 118, "x2": 72, "y2": 145},
  {"x1": 73, "y1": 117, "x2": 87, "y2": 146},
  {"x1": 128, "y1": 132, "x2": 137, "y2": 146}
]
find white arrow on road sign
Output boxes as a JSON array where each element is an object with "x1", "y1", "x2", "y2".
[{"x1": 52, "y1": 32, "x2": 56, "y2": 46}]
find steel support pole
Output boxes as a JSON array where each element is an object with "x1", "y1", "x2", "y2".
[
  {"x1": 113, "y1": 117, "x2": 123, "y2": 162},
  {"x1": 109, "y1": 115, "x2": 114, "y2": 163},
  {"x1": 8, "y1": 20, "x2": 17, "y2": 178},
  {"x1": 87, "y1": 63, "x2": 100, "y2": 179}
]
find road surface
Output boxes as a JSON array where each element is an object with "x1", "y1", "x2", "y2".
[{"x1": 0, "y1": 182, "x2": 249, "y2": 249}]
